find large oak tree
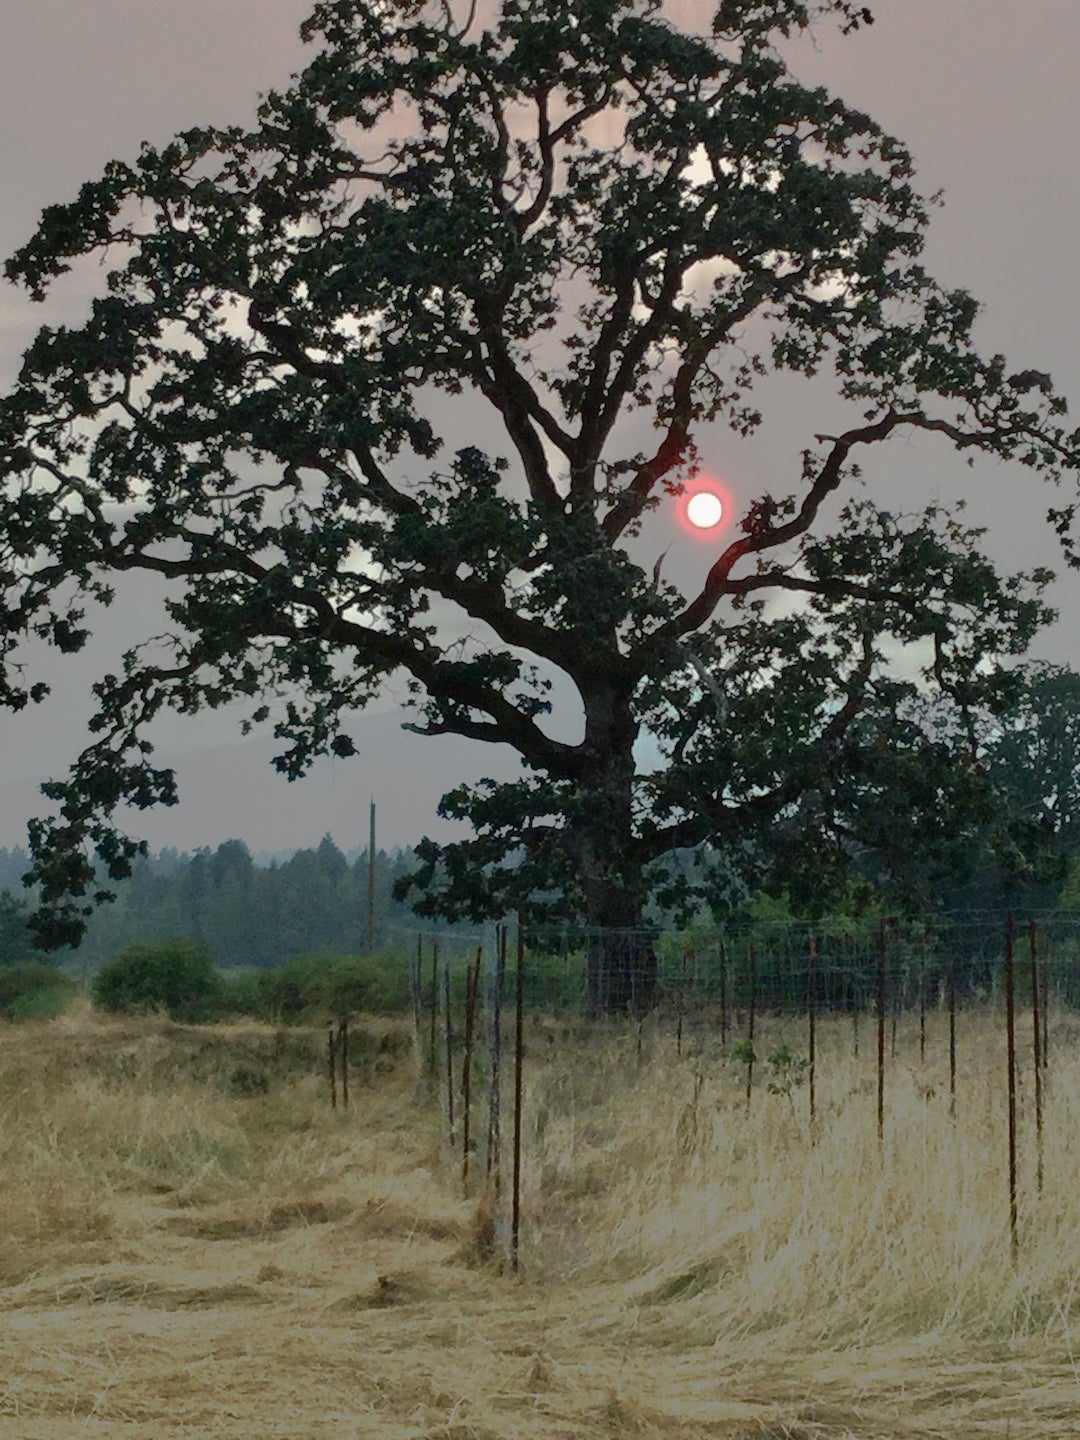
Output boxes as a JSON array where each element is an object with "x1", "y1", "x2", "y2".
[{"x1": 1, "y1": 0, "x2": 1075, "y2": 1007}]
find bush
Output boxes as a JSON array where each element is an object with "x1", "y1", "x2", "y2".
[
  {"x1": 218, "y1": 951, "x2": 416, "y2": 1021},
  {"x1": 216, "y1": 968, "x2": 267, "y2": 1016},
  {"x1": 258, "y1": 955, "x2": 331, "y2": 1018},
  {"x1": 0, "y1": 961, "x2": 77, "y2": 1021},
  {"x1": 296, "y1": 950, "x2": 418, "y2": 1016},
  {"x1": 366, "y1": 952, "x2": 423, "y2": 1014},
  {"x1": 92, "y1": 939, "x2": 221, "y2": 1021},
  {"x1": 227, "y1": 953, "x2": 371, "y2": 1021}
]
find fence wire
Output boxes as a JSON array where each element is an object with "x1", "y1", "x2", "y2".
[
  {"x1": 396, "y1": 911, "x2": 1077, "y2": 1270},
  {"x1": 459, "y1": 912, "x2": 1080, "y2": 1020}
]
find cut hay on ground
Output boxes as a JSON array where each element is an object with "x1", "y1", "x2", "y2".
[{"x1": 1, "y1": 1000, "x2": 1077, "y2": 1437}]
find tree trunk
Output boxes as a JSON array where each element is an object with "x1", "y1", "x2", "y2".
[
  {"x1": 574, "y1": 679, "x2": 658, "y2": 1017},
  {"x1": 585, "y1": 924, "x2": 658, "y2": 1018}
]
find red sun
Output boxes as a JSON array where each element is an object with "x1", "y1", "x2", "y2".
[{"x1": 676, "y1": 476, "x2": 730, "y2": 538}]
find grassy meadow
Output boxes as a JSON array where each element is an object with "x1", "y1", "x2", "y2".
[{"x1": 1, "y1": 996, "x2": 1078, "y2": 1438}]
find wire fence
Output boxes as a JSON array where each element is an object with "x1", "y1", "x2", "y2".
[
  {"x1": 398, "y1": 912, "x2": 1080, "y2": 1020},
  {"x1": 384, "y1": 911, "x2": 1079, "y2": 1271}
]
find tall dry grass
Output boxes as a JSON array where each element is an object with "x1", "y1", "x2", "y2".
[
  {"x1": 0, "y1": 995, "x2": 1077, "y2": 1437},
  {"x1": 523, "y1": 1004, "x2": 1080, "y2": 1350},
  {"x1": 0, "y1": 1001, "x2": 432, "y2": 1283}
]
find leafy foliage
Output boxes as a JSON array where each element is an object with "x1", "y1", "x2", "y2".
[
  {"x1": 220, "y1": 949, "x2": 413, "y2": 1020},
  {"x1": 0, "y1": 961, "x2": 76, "y2": 1021},
  {"x1": 91, "y1": 939, "x2": 220, "y2": 1021},
  {"x1": 248, "y1": 953, "x2": 367, "y2": 1018},
  {"x1": 729, "y1": 1038, "x2": 809, "y2": 1102},
  {"x1": 764, "y1": 1042, "x2": 810, "y2": 1102},
  {"x1": 982, "y1": 664, "x2": 1080, "y2": 872},
  {"x1": 0, "y1": 0, "x2": 1077, "y2": 1000}
]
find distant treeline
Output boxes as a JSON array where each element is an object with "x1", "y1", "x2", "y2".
[
  {"x1": 0, "y1": 837, "x2": 433, "y2": 970},
  {"x1": 0, "y1": 821, "x2": 1072, "y2": 977}
]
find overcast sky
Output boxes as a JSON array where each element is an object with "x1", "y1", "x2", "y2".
[{"x1": 0, "y1": 0, "x2": 1077, "y2": 856}]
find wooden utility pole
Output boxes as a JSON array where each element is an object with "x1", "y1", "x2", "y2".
[{"x1": 367, "y1": 797, "x2": 377, "y2": 953}]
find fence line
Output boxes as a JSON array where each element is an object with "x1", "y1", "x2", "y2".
[
  {"x1": 389, "y1": 912, "x2": 1080, "y2": 1037},
  {"x1": 388, "y1": 912, "x2": 1080, "y2": 1275}
]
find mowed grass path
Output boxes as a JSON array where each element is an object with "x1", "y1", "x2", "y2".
[{"x1": 0, "y1": 999, "x2": 1078, "y2": 1438}]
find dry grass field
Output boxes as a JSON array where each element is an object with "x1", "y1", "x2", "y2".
[{"x1": 1, "y1": 996, "x2": 1078, "y2": 1438}]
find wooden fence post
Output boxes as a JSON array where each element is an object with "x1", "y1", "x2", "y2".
[
  {"x1": 461, "y1": 946, "x2": 481, "y2": 1195},
  {"x1": 948, "y1": 951, "x2": 957, "y2": 1121},
  {"x1": 1005, "y1": 914, "x2": 1018, "y2": 1265},
  {"x1": 512, "y1": 918, "x2": 526, "y2": 1273},
  {"x1": 719, "y1": 939, "x2": 728, "y2": 1051},
  {"x1": 808, "y1": 933, "x2": 817, "y2": 1138},
  {"x1": 487, "y1": 924, "x2": 506, "y2": 1195},
  {"x1": 412, "y1": 935, "x2": 423, "y2": 1057},
  {"x1": 1030, "y1": 921, "x2": 1043, "y2": 1195},
  {"x1": 428, "y1": 938, "x2": 439, "y2": 1084},
  {"x1": 444, "y1": 959, "x2": 455, "y2": 1144},
  {"x1": 876, "y1": 920, "x2": 886, "y2": 1148},
  {"x1": 745, "y1": 940, "x2": 756, "y2": 1110},
  {"x1": 340, "y1": 1016, "x2": 349, "y2": 1110}
]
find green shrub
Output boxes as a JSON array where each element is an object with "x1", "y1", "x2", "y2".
[
  {"x1": 0, "y1": 961, "x2": 76, "y2": 1021},
  {"x1": 92, "y1": 939, "x2": 221, "y2": 1021},
  {"x1": 216, "y1": 968, "x2": 267, "y2": 1016},
  {"x1": 252, "y1": 955, "x2": 326, "y2": 1018},
  {"x1": 218, "y1": 951, "x2": 417, "y2": 1021},
  {"x1": 320, "y1": 954, "x2": 372, "y2": 1015},
  {"x1": 245, "y1": 953, "x2": 372, "y2": 1020}
]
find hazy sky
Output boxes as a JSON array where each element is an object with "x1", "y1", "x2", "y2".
[{"x1": 0, "y1": 0, "x2": 1077, "y2": 856}]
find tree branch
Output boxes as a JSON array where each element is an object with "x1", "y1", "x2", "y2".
[
  {"x1": 600, "y1": 269, "x2": 809, "y2": 542},
  {"x1": 663, "y1": 410, "x2": 943, "y2": 638},
  {"x1": 515, "y1": 88, "x2": 555, "y2": 234},
  {"x1": 633, "y1": 631, "x2": 877, "y2": 864},
  {"x1": 713, "y1": 568, "x2": 945, "y2": 620},
  {"x1": 99, "y1": 531, "x2": 585, "y2": 779}
]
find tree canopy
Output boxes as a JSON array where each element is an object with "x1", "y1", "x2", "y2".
[
  {"x1": 1, "y1": 0, "x2": 1077, "y2": 1004},
  {"x1": 954, "y1": 663, "x2": 1080, "y2": 910}
]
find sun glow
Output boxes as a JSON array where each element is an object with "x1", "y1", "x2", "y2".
[
  {"x1": 676, "y1": 477, "x2": 730, "y2": 537},
  {"x1": 686, "y1": 491, "x2": 724, "y2": 529}
]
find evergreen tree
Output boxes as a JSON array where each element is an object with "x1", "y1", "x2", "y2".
[{"x1": 0, "y1": 891, "x2": 32, "y2": 965}]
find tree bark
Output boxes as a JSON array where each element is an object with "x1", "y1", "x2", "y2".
[
  {"x1": 574, "y1": 675, "x2": 658, "y2": 1016},
  {"x1": 585, "y1": 918, "x2": 658, "y2": 1018}
]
